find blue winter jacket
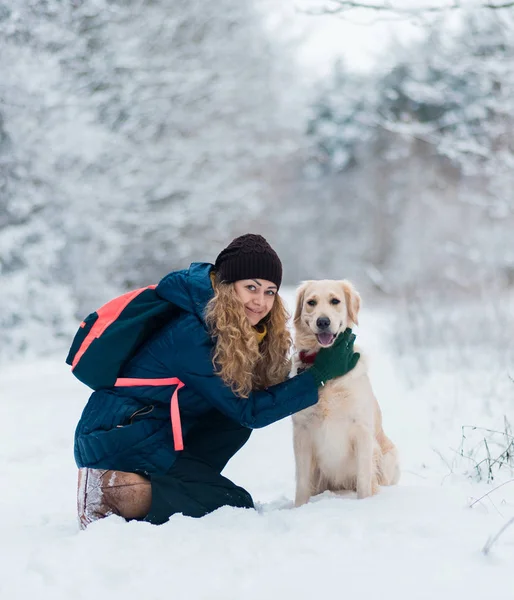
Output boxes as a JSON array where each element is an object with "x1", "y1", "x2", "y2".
[{"x1": 74, "y1": 262, "x2": 319, "y2": 475}]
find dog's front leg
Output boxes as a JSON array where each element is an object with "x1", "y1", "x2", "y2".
[
  {"x1": 293, "y1": 423, "x2": 316, "y2": 507},
  {"x1": 354, "y1": 425, "x2": 376, "y2": 499}
]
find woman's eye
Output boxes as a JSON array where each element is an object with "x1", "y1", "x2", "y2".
[
  {"x1": 307, "y1": 300, "x2": 317, "y2": 307},
  {"x1": 246, "y1": 285, "x2": 256, "y2": 291},
  {"x1": 266, "y1": 290, "x2": 276, "y2": 296},
  {"x1": 330, "y1": 298, "x2": 341, "y2": 305}
]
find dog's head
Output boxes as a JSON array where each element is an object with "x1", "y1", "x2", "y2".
[{"x1": 293, "y1": 280, "x2": 361, "y2": 350}]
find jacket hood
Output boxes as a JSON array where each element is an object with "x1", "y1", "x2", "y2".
[{"x1": 156, "y1": 262, "x2": 214, "y2": 322}]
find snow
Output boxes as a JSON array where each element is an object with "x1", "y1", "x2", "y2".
[{"x1": 1, "y1": 288, "x2": 513, "y2": 599}]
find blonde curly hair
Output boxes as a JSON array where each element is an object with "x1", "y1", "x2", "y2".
[{"x1": 204, "y1": 274, "x2": 292, "y2": 398}]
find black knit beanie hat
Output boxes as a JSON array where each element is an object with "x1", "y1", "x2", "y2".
[{"x1": 214, "y1": 234, "x2": 282, "y2": 289}]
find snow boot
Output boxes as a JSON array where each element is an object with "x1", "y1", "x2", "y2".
[{"x1": 77, "y1": 468, "x2": 151, "y2": 529}]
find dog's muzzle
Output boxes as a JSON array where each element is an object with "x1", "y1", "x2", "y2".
[{"x1": 315, "y1": 317, "x2": 336, "y2": 346}]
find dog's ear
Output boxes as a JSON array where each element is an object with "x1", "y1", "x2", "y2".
[
  {"x1": 340, "y1": 280, "x2": 361, "y2": 326},
  {"x1": 294, "y1": 281, "x2": 311, "y2": 326}
]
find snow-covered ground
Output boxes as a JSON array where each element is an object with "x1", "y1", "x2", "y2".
[{"x1": 1, "y1": 290, "x2": 513, "y2": 600}]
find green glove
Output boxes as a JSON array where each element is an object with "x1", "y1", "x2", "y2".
[{"x1": 309, "y1": 328, "x2": 360, "y2": 387}]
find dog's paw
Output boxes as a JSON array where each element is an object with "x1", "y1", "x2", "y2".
[
  {"x1": 356, "y1": 479, "x2": 379, "y2": 499},
  {"x1": 294, "y1": 495, "x2": 311, "y2": 508}
]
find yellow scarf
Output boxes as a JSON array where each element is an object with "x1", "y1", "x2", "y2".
[{"x1": 253, "y1": 323, "x2": 267, "y2": 344}]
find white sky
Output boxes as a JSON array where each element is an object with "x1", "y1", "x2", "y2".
[{"x1": 257, "y1": 0, "x2": 443, "y2": 78}]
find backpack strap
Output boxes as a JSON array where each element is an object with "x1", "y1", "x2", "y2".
[{"x1": 114, "y1": 378, "x2": 185, "y2": 451}]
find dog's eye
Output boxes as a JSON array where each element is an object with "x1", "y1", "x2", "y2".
[
  {"x1": 330, "y1": 298, "x2": 341, "y2": 305},
  {"x1": 306, "y1": 300, "x2": 317, "y2": 307}
]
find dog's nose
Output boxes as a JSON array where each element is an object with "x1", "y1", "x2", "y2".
[{"x1": 316, "y1": 317, "x2": 331, "y2": 330}]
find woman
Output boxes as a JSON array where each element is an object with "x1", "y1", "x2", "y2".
[{"x1": 75, "y1": 234, "x2": 359, "y2": 527}]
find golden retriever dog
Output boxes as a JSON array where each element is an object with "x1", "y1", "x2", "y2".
[{"x1": 291, "y1": 280, "x2": 400, "y2": 507}]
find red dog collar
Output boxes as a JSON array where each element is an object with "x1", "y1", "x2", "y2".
[{"x1": 299, "y1": 350, "x2": 317, "y2": 364}]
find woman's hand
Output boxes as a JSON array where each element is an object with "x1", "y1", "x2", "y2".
[{"x1": 309, "y1": 328, "x2": 360, "y2": 387}]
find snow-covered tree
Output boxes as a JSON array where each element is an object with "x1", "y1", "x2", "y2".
[
  {"x1": 0, "y1": 0, "x2": 298, "y2": 361},
  {"x1": 304, "y1": 8, "x2": 514, "y2": 293}
]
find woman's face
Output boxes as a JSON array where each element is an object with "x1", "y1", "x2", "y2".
[{"x1": 234, "y1": 279, "x2": 277, "y2": 326}]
